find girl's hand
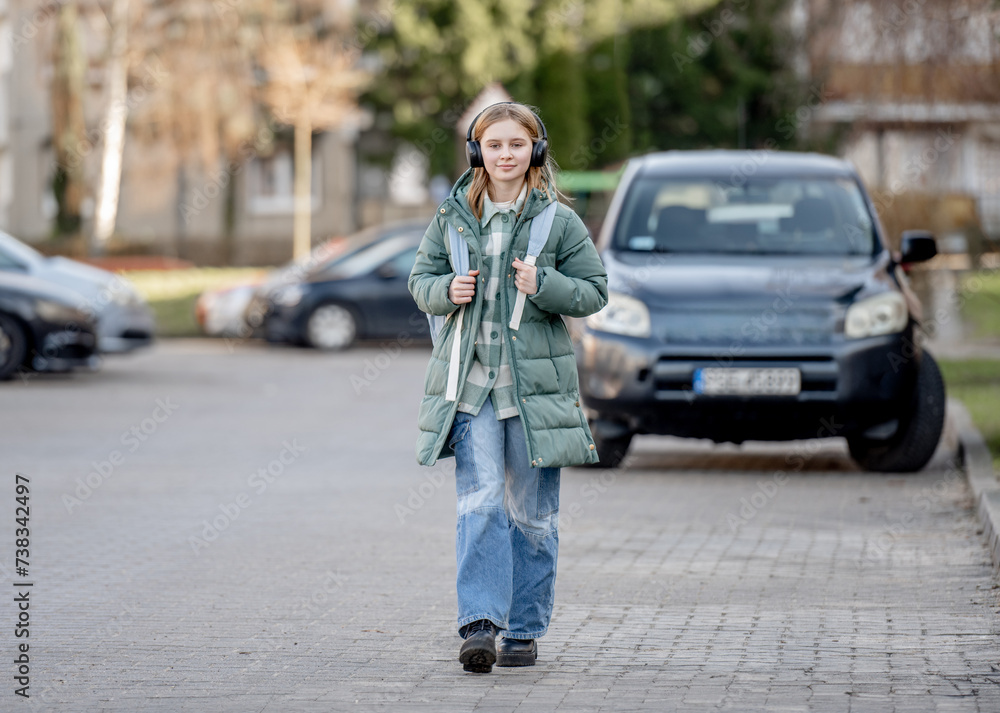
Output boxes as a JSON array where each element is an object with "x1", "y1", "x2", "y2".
[
  {"x1": 449, "y1": 269, "x2": 480, "y2": 304},
  {"x1": 512, "y1": 258, "x2": 537, "y2": 296}
]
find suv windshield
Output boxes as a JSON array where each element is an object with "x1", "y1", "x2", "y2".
[{"x1": 613, "y1": 176, "x2": 877, "y2": 256}]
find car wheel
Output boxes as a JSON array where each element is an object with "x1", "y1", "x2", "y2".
[
  {"x1": 587, "y1": 419, "x2": 634, "y2": 469},
  {"x1": 306, "y1": 303, "x2": 357, "y2": 351},
  {"x1": 847, "y1": 352, "x2": 946, "y2": 473},
  {"x1": 0, "y1": 313, "x2": 28, "y2": 381}
]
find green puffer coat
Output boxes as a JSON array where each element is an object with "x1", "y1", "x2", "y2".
[{"x1": 408, "y1": 169, "x2": 609, "y2": 468}]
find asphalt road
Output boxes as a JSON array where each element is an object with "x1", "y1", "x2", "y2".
[{"x1": 2, "y1": 339, "x2": 999, "y2": 712}]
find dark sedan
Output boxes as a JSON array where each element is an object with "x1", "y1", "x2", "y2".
[
  {"x1": 0, "y1": 230, "x2": 154, "y2": 353},
  {"x1": 260, "y1": 227, "x2": 430, "y2": 350},
  {"x1": 0, "y1": 272, "x2": 100, "y2": 380},
  {"x1": 577, "y1": 150, "x2": 944, "y2": 473}
]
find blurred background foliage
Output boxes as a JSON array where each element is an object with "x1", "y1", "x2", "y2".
[{"x1": 361, "y1": 0, "x2": 809, "y2": 176}]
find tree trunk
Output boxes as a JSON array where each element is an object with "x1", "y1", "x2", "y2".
[
  {"x1": 222, "y1": 155, "x2": 238, "y2": 265},
  {"x1": 51, "y1": 0, "x2": 86, "y2": 239},
  {"x1": 293, "y1": 117, "x2": 313, "y2": 260},
  {"x1": 173, "y1": 161, "x2": 187, "y2": 259},
  {"x1": 90, "y1": 0, "x2": 131, "y2": 256}
]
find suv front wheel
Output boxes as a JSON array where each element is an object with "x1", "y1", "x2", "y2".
[{"x1": 847, "y1": 352, "x2": 946, "y2": 473}]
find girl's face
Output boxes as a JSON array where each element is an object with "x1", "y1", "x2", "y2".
[{"x1": 480, "y1": 118, "x2": 533, "y2": 189}]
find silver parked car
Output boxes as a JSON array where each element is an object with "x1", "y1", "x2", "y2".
[{"x1": 0, "y1": 231, "x2": 154, "y2": 353}]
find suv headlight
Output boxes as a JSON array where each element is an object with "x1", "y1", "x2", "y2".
[
  {"x1": 844, "y1": 292, "x2": 908, "y2": 339},
  {"x1": 586, "y1": 291, "x2": 651, "y2": 338},
  {"x1": 272, "y1": 284, "x2": 304, "y2": 307}
]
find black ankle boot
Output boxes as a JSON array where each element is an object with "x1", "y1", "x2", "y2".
[
  {"x1": 496, "y1": 637, "x2": 537, "y2": 667},
  {"x1": 459, "y1": 620, "x2": 498, "y2": 673}
]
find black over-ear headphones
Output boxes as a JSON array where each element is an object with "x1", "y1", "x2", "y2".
[{"x1": 465, "y1": 102, "x2": 549, "y2": 169}]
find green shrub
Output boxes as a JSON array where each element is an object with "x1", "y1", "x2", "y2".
[
  {"x1": 122, "y1": 268, "x2": 267, "y2": 338},
  {"x1": 939, "y1": 358, "x2": 1000, "y2": 470}
]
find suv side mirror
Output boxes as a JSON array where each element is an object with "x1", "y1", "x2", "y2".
[
  {"x1": 900, "y1": 230, "x2": 937, "y2": 264},
  {"x1": 376, "y1": 263, "x2": 398, "y2": 280}
]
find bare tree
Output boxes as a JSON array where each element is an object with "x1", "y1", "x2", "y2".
[
  {"x1": 90, "y1": 0, "x2": 132, "y2": 255},
  {"x1": 257, "y1": 6, "x2": 368, "y2": 260},
  {"x1": 50, "y1": 0, "x2": 88, "y2": 239},
  {"x1": 130, "y1": 0, "x2": 264, "y2": 262},
  {"x1": 45, "y1": 0, "x2": 372, "y2": 262}
]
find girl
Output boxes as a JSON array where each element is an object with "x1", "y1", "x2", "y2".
[{"x1": 408, "y1": 102, "x2": 608, "y2": 673}]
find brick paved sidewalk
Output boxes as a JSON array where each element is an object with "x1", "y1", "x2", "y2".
[{"x1": 3, "y1": 341, "x2": 998, "y2": 712}]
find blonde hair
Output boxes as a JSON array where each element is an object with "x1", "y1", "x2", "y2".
[{"x1": 465, "y1": 103, "x2": 567, "y2": 221}]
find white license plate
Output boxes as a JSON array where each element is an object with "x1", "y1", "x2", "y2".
[{"x1": 693, "y1": 368, "x2": 801, "y2": 396}]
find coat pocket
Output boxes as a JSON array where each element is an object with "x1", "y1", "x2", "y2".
[
  {"x1": 448, "y1": 414, "x2": 479, "y2": 497},
  {"x1": 536, "y1": 467, "x2": 560, "y2": 518}
]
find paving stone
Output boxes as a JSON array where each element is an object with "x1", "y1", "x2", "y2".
[{"x1": 1, "y1": 341, "x2": 998, "y2": 711}]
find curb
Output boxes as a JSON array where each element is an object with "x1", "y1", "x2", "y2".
[{"x1": 951, "y1": 398, "x2": 1000, "y2": 568}]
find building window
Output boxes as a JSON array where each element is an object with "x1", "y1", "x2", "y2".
[
  {"x1": 246, "y1": 143, "x2": 321, "y2": 216},
  {"x1": 977, "y1": 140, "x2": 1000, "y2": 238}
]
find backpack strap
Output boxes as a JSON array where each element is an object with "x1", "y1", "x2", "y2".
[
  {"x1": 444, "y1": 223, "x2": 469, "y2": 402},
  {"x1": 427, "y1": 223, "x2": 471, "y2": 346},
  {"x1": 509, "y1": 201, "x2": 557, "y2": 331}
]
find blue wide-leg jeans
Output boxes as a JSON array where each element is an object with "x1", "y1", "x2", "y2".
[{"x1": 449, "y1": 396, "x2": 560, "y2": 641}]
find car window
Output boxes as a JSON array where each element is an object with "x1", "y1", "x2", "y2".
[
  {"x1": 263, "y1": 224, "x2": 426, "y2": 290},
  {"x1": 614, "y1": 177, "x2": 876, "y2": 256},
  {"x1": 0, "y1": 232, "x2": 43, "y2": 269},
  {"x1": 0, "y1": 249, "x2": 26, "y2": 270},
  {"x1": 315, "y1": 235, "x2": 420, "y2": 279},
  {"x1": 386, "y1": 247, "x2": 419, "y2": 276}
]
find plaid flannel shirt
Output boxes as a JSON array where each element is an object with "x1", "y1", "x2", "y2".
[{"x1": 455, "y1": 183, "x2": 529, "y2": 420}]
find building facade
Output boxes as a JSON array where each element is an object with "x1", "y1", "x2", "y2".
[
  {"x1": 801, "y1": 0, "x2": 1000, "y2": 243},
  {"x1": 0, "y1": 0, "x2": 434, "y2": 266}
]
